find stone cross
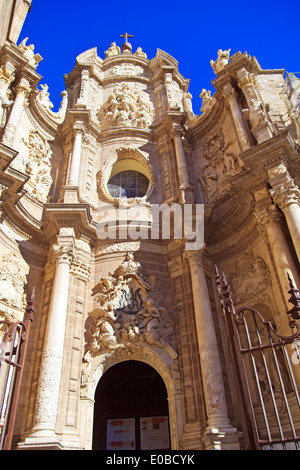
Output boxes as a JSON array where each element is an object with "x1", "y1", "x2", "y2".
[
  {"x1": 120, "y1": 33, "x2": 133, "y2": 52},
  {"x1": 120, "y1": 33, "x2": 133, "y2": 42}
]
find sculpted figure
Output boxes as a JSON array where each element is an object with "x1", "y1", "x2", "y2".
[
  {"x1": 99, "y1": 84, "x2": 154, "y2": 128},
  {"x1": 210, "y1": 49, "x2": 231, "y2": 74},
  {"x1": 200, "y1": 88, "x2": 213, "y2": 113},
  {"x1": 18, "y1": 37, "x2": 42, "y2": 69},
  {"x1": 0, "y1": 81, "x2": 13, "y2": 127},
  {"x1": 88, "y1": 304, "x2": 122, "y2": 353},
  {"x1": 105, "y1": 42, "x2": 121, "y2": 58},
  {"x1": 135, "y1": 47, "x2": 147, "y2": 58},
  {"x1": 88, "y1": 252, "x2": 174, "y2": 355},
  {"x1": 0, "y1": 253, "x2": 27, "y2": 310}
]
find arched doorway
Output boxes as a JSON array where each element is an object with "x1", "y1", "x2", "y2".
[{"x1": 92, "y1": 360, "x2": 170, "y2": 450}]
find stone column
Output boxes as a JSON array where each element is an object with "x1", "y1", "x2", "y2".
[
  {"x1": 2, "y1": 77, "x2": 30, "y2": 146},
  {"x1": 185, "y1": 248, "x2": 240, "y2": 450},
  {"x1": 268, "y1": 164, "x2": 300, "y2": 263},
  {"x1": 172, "y1": 123, "x2": 193, "y2": 203},
  {"x1": 223, "y1": 83, "x2": 251, "y2": 151},
  {"x1": 68, "y1": 121, "x2": 85, "y2": 186},
  {"x1": 22, "y1": 237, "x2": 74, "y2": 449},
  {"x1": 254, "y1": 202, "x2": 300, "y2": 309}
]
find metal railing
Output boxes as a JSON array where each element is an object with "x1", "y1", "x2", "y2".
[
  {"x1": 0, "y1": 290, "x2": 35, "y2": 450},
  {"x1": 216, "y1": 269, "x2": 300, "y2": 450}
]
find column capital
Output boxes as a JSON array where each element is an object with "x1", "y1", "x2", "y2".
[
  {"x1": 183, "y1": 244, "x2": 207, "y2": 266},
  {"x1": 268, "y1": 163, "x2": 300, "y2": 209},
  {"x1": 72, "y1": 120, "x2": 86, "y2": 137},
  {"x1": 53, "y1": 244, "x2": 75, "y2": 266},
  {"x1": 15, "y1": 77, "x2": 31, "y2": 97},
  {"x1": 254, "y1": 204, "x2": 284, "y2": 233},
  {"x1": 222, "y1": 82, "x2": 237, "y2": 100}
]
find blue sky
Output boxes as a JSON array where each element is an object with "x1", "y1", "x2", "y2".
[{"x1": 21, "y1": 0, "x2": 299, "y2": 114}]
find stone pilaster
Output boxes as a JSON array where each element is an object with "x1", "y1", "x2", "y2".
[
  {"x1": 68, "y1": 121, "x2": 85, "y2": 187},
  {"x1": 20, "y1": 234, "x2": 75, "y2": 449},
  {"x1": 268, "y1": 164, "x2": 300, "y2": 263},
  {"x1": 223, "y1": 83, "x2": 252, "y2": 151},
  {"x1": 2, "y1": 77, "x2": 31, "y2": 146},
  {"x1": 172, "y1": 122, "x2": 193, "y2": 203},
  {"x1": 184, "y1": 248, "x2": 240, "y2": 450},
  {"x1": 254, "y1": 201, "x2": 300, "y2": 308}
]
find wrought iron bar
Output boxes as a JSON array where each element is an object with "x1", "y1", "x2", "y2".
[
  {"x1": 216, "y1": 269, "x2": 300, "y2": 450},
  {"x1": 0, "y1": 288, "x2": 35, "y2": 450},
  {"x1": 215, "y1": 266, "x2": 259, "y2": 449}
]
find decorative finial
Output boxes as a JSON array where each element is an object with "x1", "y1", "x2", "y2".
[
  {"x1": 120, "y1": 32, "x2": 133, "y2": 53},
  {"x1": 287, "y1": 272, "x2": 300, "y2": 321}
]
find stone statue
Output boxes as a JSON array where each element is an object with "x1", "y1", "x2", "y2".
[
  {"x1": 135, "y1": 47, "x2": 147, "y2": 58},
  {"x1": 105, "y1": 42, "x2": 121, "y2": 58},
  {"x1": 210, "y1": 49, "x2": 231, "y2": 74},
  {"x1": 18, "y1": 37, "x2": 42, "y2": 69},
  {"x1": 36, "y1": 85, "x2": 68, "y2": 123},
  {"x1": 200, "y1": 88, "x2": 213, "y2": 113},
  {"x1": 86, "y1": 252, "x2": 173, "y2": 355}
]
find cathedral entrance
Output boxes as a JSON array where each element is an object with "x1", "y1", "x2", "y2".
[{"x1": 92, "y1": 360, "x2": 170, "y2": 450}]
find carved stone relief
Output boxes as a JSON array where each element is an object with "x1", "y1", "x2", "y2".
[
  {"x1": 0, "y1": 66, "x2": 14, "y2": 128},
  {"x1": 82, "y1": 253, "x2": 174, "y2": 382},
  {"x1": 12, "y1": 130, "x2": 53, "y2": 203},
  {"x1": 98, "y1": 84, "x2": 154, "y2": 129},
  {"x1": 199, "y1": 130, "x2": 240, "y2": 202},
  {"x1": 228, "y1": 251, "x2": 272, "y2": 304},
  {"x1": 165, "y1": 74, "x2": 183, "y2": 111},
  {"x1": 0, "y1": 251, "x2": 28, "y2": 327},
  {"x1": 109, "y1": 64, "x2": 144, "y2": 77}
]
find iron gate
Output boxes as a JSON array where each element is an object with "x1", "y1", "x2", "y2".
[
  {"x1": 216, "y1": 268, "x2": 300, "y2": 450},
  {"x1": 0, "y1": 290, "x2": 35, "y2": 450}
]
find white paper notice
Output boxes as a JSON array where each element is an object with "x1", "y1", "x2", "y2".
[
  {"x1": 140, "y1": 416, "x2": 170, "y2": 450},
  {"x1": 106, "y1": 418, "x2": 136, "y2": 450}
]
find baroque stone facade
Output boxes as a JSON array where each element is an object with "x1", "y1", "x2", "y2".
[{"x1": 0, "y1": 3, "x2": 300, "y2": 451}]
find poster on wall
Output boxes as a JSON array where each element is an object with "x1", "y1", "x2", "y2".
[
  {"x1": 106, "y1": 418, "x2": 136, "y2": 450},
  {"x1": 140, "y1": 416, "x2": 170, "y2": 450}
]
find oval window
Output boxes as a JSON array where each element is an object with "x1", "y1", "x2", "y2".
[{"x1": 107, "y1": 170, "x2": 149, "y2": 198}]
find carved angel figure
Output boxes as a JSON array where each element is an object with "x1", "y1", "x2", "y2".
[
  {"x1": 88, "y1": 304, "x2": 122, "y2": 353},
  {"x1": 98, "y1": 83, "x2": 154, "y2": 128},
  {"x1": 87, "y1": 252, "x2": 174, "y2": 355},
  {"x1": 105, "y1": 42, "x2": 121, "y2": 58}
]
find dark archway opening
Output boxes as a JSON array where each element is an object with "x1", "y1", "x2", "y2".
[{"x1": 92, "y1": 360, "x2": 170, "y2": 450}]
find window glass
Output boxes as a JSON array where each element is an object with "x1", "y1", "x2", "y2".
[{"x1": 107, "y1": 170, "x2": 149, "y2": 198}]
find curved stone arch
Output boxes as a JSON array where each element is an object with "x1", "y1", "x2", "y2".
[
  {"x1": 81, "y1": 343, "x2": 183, "y2": 450},
  {"x1": 96, "y1": 146, "x2": 157, "y2": 203}
]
